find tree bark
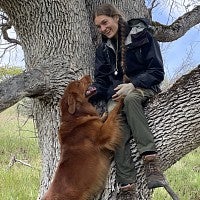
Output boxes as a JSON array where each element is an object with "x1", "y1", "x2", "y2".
[
  {"x1": 0, "y1": 0, "x2": 95, "y2": 198},
  {"x1": 0, "y1": 69, "x2": 47, "y2": 112},
  {"x1": 0, "y1": 0, "x2": 200, "y2": 199},
  {"x1": 153, "y1": 5, "x2": 200, "y2": 42}
]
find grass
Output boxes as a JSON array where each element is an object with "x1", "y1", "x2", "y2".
[
  {"x1": 0, "y1": 105, "x2": 41, "y2": 200},
  {"x1": 0, "y1": 104, "x2": 199, "y2": 199},
  {"x1": 152, "y1": 147, "x2": 200, "y2": 200}
]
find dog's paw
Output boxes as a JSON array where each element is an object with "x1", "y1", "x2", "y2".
[{"x1": 100, "y1": 111, "x2": 108, "y2": 122}]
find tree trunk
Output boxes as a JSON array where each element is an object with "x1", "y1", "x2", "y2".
[
  {"x1": 0, "y1": 0, "x2": 200, "y2": 200},
  {"x1": 0, "y1": 0, "x2": 95, "y2": 198}
]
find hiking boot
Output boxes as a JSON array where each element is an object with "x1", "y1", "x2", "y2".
[
  {"x1": 143, "y1": 154, "x2": 167, "y2": 189},
  {"x1": 117, "y1": 183, "x2": 136, "y2": 200}
]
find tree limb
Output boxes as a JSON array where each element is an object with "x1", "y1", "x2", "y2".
[
  {"x1": 1, "y1": 20, "x2": 21, "y2": 45},
  {"x1": 0, "y1": 69, "x2": 49, "y2": 113},
  {"x1": 153, "y1": 5, "x2": 200, "y2": 42},
  {"x1": 0, "y1": 43, "x2": 17, "y2": 59}
]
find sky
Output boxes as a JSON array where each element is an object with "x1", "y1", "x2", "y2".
[
  {"x1": 0, "y1": 28, "x2": 25, "y2": 68},
  {"x1": 0, "y1": 0, "x2": 199, "y2": 81},
  {"x1": 151, "y1": 0, "x2": 200, "y2": 81},
  {"x1": 161, "y1": 28, "x2": 199, "y2": 80}
]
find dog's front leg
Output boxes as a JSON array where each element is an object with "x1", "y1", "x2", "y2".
[{"x1": 98, "y1": 98, "x2": 124, "y2": 151}]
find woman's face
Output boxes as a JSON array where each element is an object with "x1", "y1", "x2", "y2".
[{"x1": 94, "y1": 15, "x2": 119, "y2": 39}]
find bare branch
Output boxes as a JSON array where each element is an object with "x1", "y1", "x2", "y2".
[
  {"x1": 8, "y1": 155, "x2": 32, "y2": 169},
  {"x1": 0, "y1": 69, "x2": 49, "y2": 113},
  {"x1": 0, "y1": 43, "x2": 17, "y2": 58},
  {"x1": 153, "y1": 5, "x2": 200, "y2": 42},
  {"x1": 170, "y1": 43, "x2": 196, "y2": 82},
  {"x1": 166, "y1": 0, "x2": 176, "y2": 24},
  {"x1": 0, "y1": 13, "x2": 8, "y2": 21},
  {"x1": 148, "y1": 0, "x2": 160, "y2": 18},
  {"x1": 1, "y1": 21, "x2": 21, "y2": 45}
]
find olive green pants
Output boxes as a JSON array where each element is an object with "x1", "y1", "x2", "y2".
[{"x1": 107, "y1": 89, "x2": 157, "y2": 185}]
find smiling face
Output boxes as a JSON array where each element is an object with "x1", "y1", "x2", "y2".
[
  {"x1": 62, "y1": 75, "x2": 94, "y2": 115},
  {"x1": 94, "y1": 15, "x2": 119, "y2": 39},
  {"x1": 67, "y1": 75, "x2": 92, "y2": 98}
]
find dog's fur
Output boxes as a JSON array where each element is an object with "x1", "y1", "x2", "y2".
[{"x1": 42, "y1": 75, "x2": 123, "y2": 200}]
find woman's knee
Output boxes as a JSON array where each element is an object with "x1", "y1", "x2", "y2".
[{"x1": 124, "y1": 91, "x2": 142, "y2": 107}]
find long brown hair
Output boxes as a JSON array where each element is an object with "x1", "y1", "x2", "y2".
[{"x1": 93, "y1": 4, "x2": 130, "y2": 83}]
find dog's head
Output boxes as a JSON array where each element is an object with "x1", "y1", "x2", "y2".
[{"x1": 61, "y1": 75, "x2": 96, "y2": 115}]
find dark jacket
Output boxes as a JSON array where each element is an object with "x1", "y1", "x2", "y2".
[{"x1": 91, "y1": 19, "x2": 164, "y2": 102}]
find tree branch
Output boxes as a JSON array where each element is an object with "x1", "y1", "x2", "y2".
[
  {"x1": 0, "y1": 13, "x2": 8, "y2": 21},
  {"x1": 153, "y1": 5, "x2": 200, "y2": 42},
  {"x1": 8, "y1": 155, "x2": 32, "y2": 169},
  {"x1": 0, "y1": 69, "x2": 49, "y2": 113},
  {"x1": 148, "y1": 0, "x2": 159, "y2": 19},
  {"x1": 1, "y1": 20, "x2": 21, "y2": 45},
  {"x1": 0, "y1": 43, "x2": 17, "y2": 59}
]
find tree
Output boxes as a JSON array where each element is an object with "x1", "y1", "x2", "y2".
[{"x1": 0, "y1": 0, "x2": 199, "y2": 199}]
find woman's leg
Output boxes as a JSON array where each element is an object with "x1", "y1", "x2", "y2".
[
  {"x1": 123, "y1": 89, "x2": 166, "y2": 189},
  {"x1": 123, "y1": 89, "x2": 156, "y2": 155}
]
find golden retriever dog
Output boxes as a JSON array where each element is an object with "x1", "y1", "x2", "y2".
[{"x1": 42, "y1": 75, "x2": 123, "y2": 200}]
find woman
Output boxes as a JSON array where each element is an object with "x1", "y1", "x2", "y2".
[{"x1": 87, "y1": 3, "x2": 166, "y2": 199}]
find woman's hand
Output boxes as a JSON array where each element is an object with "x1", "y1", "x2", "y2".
[{"x1": 112, "y1": 83, "x2": 135, "y2": 101}]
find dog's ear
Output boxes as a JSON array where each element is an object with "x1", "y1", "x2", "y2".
[{"x1": 67, "y1": 94, "x2": 76, "y2": 114}]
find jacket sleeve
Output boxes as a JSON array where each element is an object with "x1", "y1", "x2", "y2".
[
  {"x1": 90, "y1": 45, "x2": 111, "y2": 101},
  {"x1": 130, "y1": 31, "x2": 165, "y2": 89}
]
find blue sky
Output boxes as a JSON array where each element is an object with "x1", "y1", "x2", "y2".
[
  {"x1": 151, "y1": 0, "x2": 200, "y2": 80},
  {"x1": 160, "y1": 26, "x2": 199, "y2": 79},
  {"x1": 0, "y1": 28, "x2": 24, "y2": 68}
]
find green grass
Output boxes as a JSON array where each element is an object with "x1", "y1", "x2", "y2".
[
  {"x1": 152, "y1": 148, "x2": 200, "y2": 200},
  {"x1": 0, "y1": 105, "x2": 199, "y2": 199},
  {"x1": 0, "y1": 105, "x2": 41, "y2": 200}
]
